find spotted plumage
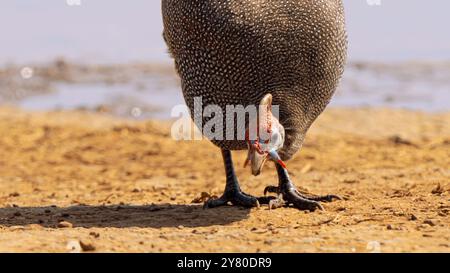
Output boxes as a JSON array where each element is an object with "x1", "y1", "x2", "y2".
[
  {"x1": 162, "y1": 0, "x2": 347, "y2": 210},
  {"x1": 163, "y1": 0, "x2": 347, "y2": 160}
]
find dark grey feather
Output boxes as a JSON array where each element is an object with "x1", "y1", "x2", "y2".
[{"x1": 162, "y1": 0, "x2": 347, "y2": 160}]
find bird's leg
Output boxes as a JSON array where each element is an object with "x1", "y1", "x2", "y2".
[
  {"x1": 264, "y1": 163, "x2": 342, "y2": 211},
  {"x1": 204, "y1": 150, "x2": 275, "y2": 209}
]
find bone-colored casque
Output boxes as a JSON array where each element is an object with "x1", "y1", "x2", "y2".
[{"x1": 162, "y1": 0, "x2": 348, "y2": 211}]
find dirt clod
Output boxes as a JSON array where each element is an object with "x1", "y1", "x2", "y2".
[
  {"x1": 432, "y1": 184, "x2": 446, "y2": 195},
  {"x1": 89, "y1": 232, "x2": 100, "y2": 238},
  {"x1": 191, "y1": 192, "x2": 212, "y2": 204},
  {"x1": 79, "y1": 241, "x2": 96, "y2": 252},
  {"x1": 423, "y1": 219, "x2": 437, "y2": 227}
]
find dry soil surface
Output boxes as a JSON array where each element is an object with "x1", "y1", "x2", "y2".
[{"x1": 0, "y1": 107, "x2": 449, "y2": 253}]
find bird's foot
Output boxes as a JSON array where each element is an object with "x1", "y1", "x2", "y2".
[
  {"x1": 204, "y1": 189, "x2": 275, "y2": 209},
  {"x1": 264, "y1": 184, "x2": 342, "y2": 211}
]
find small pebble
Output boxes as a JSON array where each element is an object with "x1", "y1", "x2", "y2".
[
  {"x1": 423, "y1": 219, "x2": 437, "y2": 226},
  {"x1": 10, "y1": 226, "x2": 25, "y2": 231},
  {"x1": 58, "y1": 221, "x2": 73, "y2": 228},
  {"x1": 66, "y1": 240, "x2": 81, "y2": 253},
  {"x1": 89, "y1": 232, "x2": 100, "y2": 238},
  {"x1": 250, "y1": 227, "x2": 269, "y2": 234}
]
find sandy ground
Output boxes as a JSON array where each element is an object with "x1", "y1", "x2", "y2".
[{"x1": 0, "y1": 107, "x2": 449, "y2": 253}]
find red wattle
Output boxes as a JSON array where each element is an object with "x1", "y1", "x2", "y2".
[{"x1": 278, "y1": 159, "x2": 287, "y2": 169}]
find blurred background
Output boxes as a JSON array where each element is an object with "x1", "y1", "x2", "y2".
[{"x1": 1, "y1": 0, "x2": 449, "y2": 119}]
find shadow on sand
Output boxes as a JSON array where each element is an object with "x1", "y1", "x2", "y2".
[{"x1": 0, "y1": 203, "x2": 251, "y2": 229}]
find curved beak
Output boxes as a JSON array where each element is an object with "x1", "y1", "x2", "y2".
[
  {"x1": 244, "y1": 143, "x2": 268, "y2": 176},
  {"x1": 244, "y1": 143, "x2": 287, "y2": 176}
]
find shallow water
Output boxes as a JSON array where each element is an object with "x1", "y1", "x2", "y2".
[
  {"x1": 19, "y1": 81, "x2": 183, "y2": 120},
  {"x1": 1, "y1": 1, "x2": 449, "y2": 118},
  {"x1": 333, "y1": 63, "x2": 450, "y2": 112},
  {"x1": 13, "y1": 62, "x2": 450, "y2": 120}
]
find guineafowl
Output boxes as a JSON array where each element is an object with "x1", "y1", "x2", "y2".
[{"x1": 162, "y1": 0, "x2": 347, "y2": 211}]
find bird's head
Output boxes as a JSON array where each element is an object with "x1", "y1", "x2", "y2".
[{"x1": 245, "y1": 94, "x2": 286, "y2": 176}]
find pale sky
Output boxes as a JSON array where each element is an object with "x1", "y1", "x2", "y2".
[{"x1": 0, "y1": 0, "x2": 449, "y2": 64}]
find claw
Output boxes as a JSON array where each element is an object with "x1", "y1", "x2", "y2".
[
  {"x1": 293, "y1": 190, "x2": 344, "y2": 203},
  {"x1": 204, "y1": 196, "x2": 227, "y2": 209},
  {"x1": 317, "y1": 203, "x2": 325, "y2": 211},
  {"x1": 298, "y1": 202, "x2": 321, "y2": 211},
  {"x1": 264, "y1": 186, "x2": 279, "y2": 196},
  {"x1": 204, "y1": 190, "x2": 262, "y2": 209},
  {"x1": 207, "y1": 150, "x2": 272, "y2": 209},
  {"x1": 330, "y1": 195, "x2": 343, "y2": 201},
  {"x1": 288, "y1": 194, "x2": 324, "y2": 212},
  {"x1": 322, "y1": 194, "x2": 342, "y2": 202},
  {"x1": 257, "y1": 196, "x2": 277, "y2": 205},
  {"x1": 264, "y1": 188, "x2": 339, "y2": 211},
  {"x1": 265, "y1": 163, "x2": 342, "y2": 211}
]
